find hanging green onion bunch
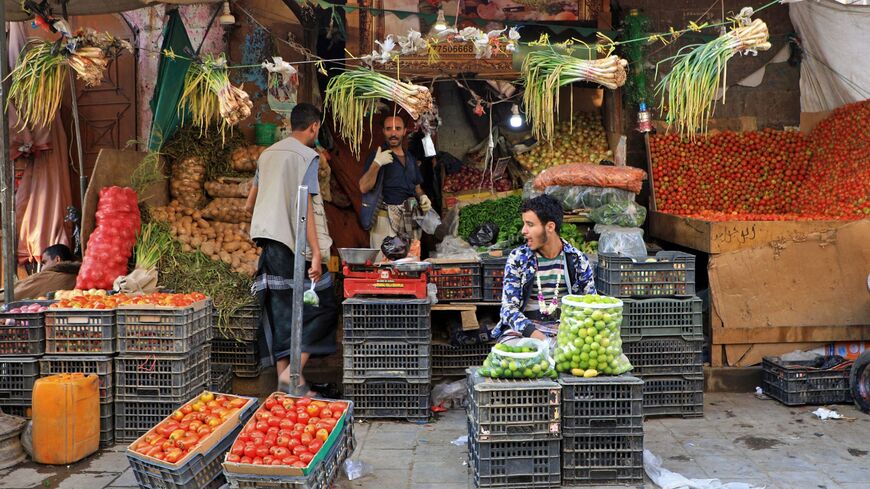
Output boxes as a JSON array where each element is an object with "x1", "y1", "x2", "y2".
[
  {"x1": 655, "y1": 18, "x2": 771, "y2": 138},
  {"x1": 179, "y1": 54, "x2": 253, "y2": 139}
]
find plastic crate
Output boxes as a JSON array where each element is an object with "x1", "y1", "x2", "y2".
[
  {"x1": 126, "y1": 396, "x2": 256, "y2": 489},
  {"x1": 44, "y1": 309, "x2": 116, "y2": 354},
  {"x1": 342, "y1": 341, "x2": 430, "y2": 381},
  {"x1": 342, "y1": 298, "x2": 431, "y2": 342},
  {"x1": 116, "y1": 301, "x2": 212, "y2": 354},
  {"x1": 39, "y1": 355, "x2": 114, "y2": 401},
  {"x1": 223, "y1": 402, "x2": 355, "y2": 489},
  {"x1": 0, "y1": 403, "x2": 31, "y2": 418},
  {"x1": 467, "y1": 369, "x2": 560, "y2": 441},
  {"x1": 762, "y1": 356, "x2": 853, "y2": 406},
  {"x1": 482, "y1": 258, "x2": 507, "y2": 303},
  {"x1": 212, "y1": 338, "x2": 261, "y2": 378},
  {"x1": 342, "y1": 379, "x2": 430, "y2": 420},
  {"x1": 468, "y1": 417, "x2": 561, "y2": 489},
  {"x1": 623, "y1": 337, "x2": 704, "y2": 377},
  {"x1": 114, "y1": 345, "x2": 210, "y2": 400},
  {"x1": 561, "y1": 429, "x2": 644, "y2": 485},
  {"x1": 643, "y1": 375, "x2": 704, "y2": 418},
  {"x1": 0, "y1": 357, "x2": 39, "y2": 403},
  {"x1": 115, "y1": 400, "x2": 180, "y2": 442},
  {"x1": 432, "y1": 342, "x2": 494, "y2": 377},
  {"x1": 596, "y1": 251, "x2": 696, "y2": 298},
  {"x1": 213, "y1": 305, "x2": 259, "y2": 343},
  {"x1": 0, "y1": 301, "x2": 52, "y2": 356},
  {"x1": 621, "y1": 298, "x2": 703, "y2": 341},
  {"x1": 558, "y1": 374, "x2": 643, "y2": 433},
  {"x1": 99, "y1": 400, "x2": 114, "y2": 448},
  {"x1": 211, "y1": 365, "x2": 233, "y2": 394},
  {"x1": 429, "y1": 261, "x2": 482, "y2": 301}
]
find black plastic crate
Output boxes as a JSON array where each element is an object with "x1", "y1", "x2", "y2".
[
  {"x1": 44, "y1": 309, "x2": 116, "y2": 354},
  {"x1": 212, "y1": 338, "x2": 261, "y2": 378},
  {"x1": 99, "y1": 400, "x2": 114, "y2": 448},
  {"x1": 39, "y1": 355, "x2": 114, "y2": 401},
  {"x1": 468, "y1": 417, "x2": 561, "y2": 489},
  {"x1": 115, "y1": 399, "x2": 180, "y2": 442},
  {"x1": 597, "y1": 251, "x2": 696, "y2": 298},
  {"x1": 0, "y1": 357, "x2": 39, "y2": 403},
  {"x1": 623, "y1": 337, "x2": 704, "y2": 376},
  {"x1": 213, "y1": 304, "x2": 259, "y2": 343},
  {"x1": 467, "y1": 368, "x2": 560, "y2": 441},
  {"x1": 342, "y1": 298, "x2": 431, "y2": 342},
  {"x1": 429, "y1": 260, "x2": 482, "y2": 301},
  {"x1": 342, "y1": 341, "x2": 430, "y2": 381},
  {"x1": 561, "y1": 429, "x2": 644, "y2": 485},
  {"x1": 0, "y1": 301, "x2": 53, "y2": 356},
  {"x1": 210, "y1": 365, "x2": 233, "y2": 394},
  {"x1": 114, "y1": 345, "x2": 210, "y2": 400},
  {"x1": 559, "y1": 374, "x2": 644, "y2": 433},
  {"x1": 342, "y1": 379, "x2": 430, "y2": 421},
  {"x1": 0, "y1": 403, "x2": 31, "y2": 418},
  {"x1": 762, "y1": 356, "x2": 853, "y2": 406},
  {"x1": 433, "y1": 342, "x2": 494, "y2": 377},
  {"x1": 482, "y1": 258, "x2": 507, "y2": 303},
  {"x1": 224, "y1": 402, "x2": 355, "y2": 489},
  {"x1": 643, "y1": 374, "x2": 704, "y2": 418},
  {"x1": 116, "y1": 300, "x2": 212, "y2": 354},
  {"x1": 621, "y1": 297, "x2": 703, "y2": 341}
]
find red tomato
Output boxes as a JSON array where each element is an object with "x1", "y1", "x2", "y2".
[
  {"x1": 252, "y1": 457, "x2": 264, "y2": 465},
  {"x1": 297, "y1": 412, "x2": 310, "y2": 424},
  {"x1": 243, "y1": 445, "x2": 257, "y2": 458},
  {"x1": 270, "y1": 405, "x2": 286, "y2": 417},
  {"x1": 316, "y1": 419, "x2": 337, "y2": 432},
  {"x1": 236, "y1": 432, "x2": 250, "y2": 443},
  {"x1": 226, "y1": 453, "x2": 241, "y2": 463},
  {"x1": 255, "y1": 421, "x2": 269, "y2": 432},
  {"x1": 301, "y1": 433, "x2": 314, "y2": 444},
  {"x1": 296, "y1": 398, "x2": 312, "y2": 407},
  {"x1": 267, "y1": 427, "x2": 280, "y2": 436},
  {"x1": 332, "y1": 410, "x2": 343, "y2": 420},
  {"x1": 231, "y1": 442, "x2": 245, "y2": 456},
  {"x1": 271, "y1": 459, "x2": 284, "y2": 466},
  {"x1": 306, "y1": 405, "x2": 321, "y2": 417},
  {"x1": 263, "y1": 455, "x2": 274, "y2": 465},
  {"x1": 320, "y1": 408, "x2": 333, "y2": 419},
  {"x1": 279, "y1": 418, "x2": 295, "y2": 430},
  {"x1": 273, "y1": 447, "x2": 290, "y2": 458},
  {"x1": 240, "y1": 456, "x2": 252, "y2": 464},
  {"x1": 299, "y1": 452, "x2": 314, "y2": 464},
  {"x1": 292, "y1": 461, "x2": 306, "y2": 468},
  {"x1": 277, "y1": 436, "x2": 290, "y2": 448},
  {"x1": 255, "y1": 446, "x2": 269, "y2": 458},
  {"x1": 308, "y1": 439, "x2": 323, "y2": 453},
  {"x1": 284, "y1": 410, "x2": 298, "y2": 423},
  {"x1": 316, "y1": 429, "x2": 329, "y2": 442},
  {"x1": 308, "y1": 417, "x2": 321, "y2": 425},
  {"x1": 292, "y1": 445, "x2": 309, "y2": 456},
  {"x1": 287, "y1": 438, "x2": 301, "y2": 449},
  {"x1": 264, "y1": 398, "x2": 276, "y2": 410},
  {"x1": 303, "y1": 425, "x2": 317, "y2": 435},
  {"x1": 327, "y1": 402, "x2": 346, "y2": 414},
  {"x1": 282, "y1": 455, "x2": 299, "y2": 465},
  {"x1": 293, "y1": 423, "x2": 306, "y2": 432},
  {"x1": 267, "y1": 417, "x2": 281, "y2": 428}
]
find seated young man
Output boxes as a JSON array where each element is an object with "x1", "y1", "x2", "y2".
[
  {"x1": 13, "y1": 244, "x2": 80, "y2": 300},
  {"x1": 494, "y1": 195, "x2": 596, "y2": 344}
]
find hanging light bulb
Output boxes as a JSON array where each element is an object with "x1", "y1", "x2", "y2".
[
  {"x1": 509, "y1": 104, "x2": 523, "y2": 128},
  {"x1": 433, "y1": 9, "x2": 448, "y2": 32},
  {"x1": 219, "y1": 1, "x2": 236, "y2": 26}
]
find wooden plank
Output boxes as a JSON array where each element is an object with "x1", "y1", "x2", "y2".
[
  {"x1": 649, "y1": 211, "x2": 844, "y2": 254},
  {"x1": 461, "y1": 310, "x2": 480, "y2": 331},
  {"x1": 431, "y1": 303, "x2": 477, "y2": 312},
  {"x1": 712, "y1": 325, "x2": 870, "y2": 345},
  {"x1": 711, "y1": 345, "x2": 725, "y2": 368}
]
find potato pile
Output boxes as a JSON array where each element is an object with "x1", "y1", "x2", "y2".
[
  {"x1": 201, "y1": 198, "x2": 251, "y2": 223},
  {"x1": 150, "y1": 201, "x2": 260, "y2": 277},
  {"x1": 170, "y1": 156, "x2": 207, "y2": 208},
  {"x1": 205, "y1": 177, "x2": 252, "y2": 198},
  {"x1": 230, "y1": 145, "x2": 266, "y2": 172}
]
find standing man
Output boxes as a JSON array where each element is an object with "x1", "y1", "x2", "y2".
[
  {"x1": 494, "y1": 195, "x2": 596, "y2": 344},
  {"x1": 359, "y1": 115, "x2": 433, "y2": 250},
  {"x1": 250, "y1": 103, "x2": 337, "y2": 395}
]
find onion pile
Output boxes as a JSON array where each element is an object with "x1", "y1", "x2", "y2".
[
  {"x1": 516, "y1": 113, "x2": 612, "y2": 174},
  {"x1": 443, "y1": 165, "x2": 512, "y2": 193}
]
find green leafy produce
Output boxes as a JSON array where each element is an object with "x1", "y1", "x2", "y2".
[
  {"x1": 459, "y1": 195, "x2": 523, "y2": 246},
  {"x1": 561, "y1": 223, "x2": 598, "y2": 255},
  {"x1": 590, "y1": 201, "x2": 647, "y2": 227},
  {"x1": 554, "y1": 294, "x2": 633, "y2": 377},
  {"x1": 478, "y1": 339, "x2": 558, "y2": 379}
]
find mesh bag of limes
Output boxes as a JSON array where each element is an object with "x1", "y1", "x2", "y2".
[
  {"x1": 479, "y1": 338, "x2": 558, "y2": 379},
  {"x1": 554, "y1": 294, "x2": 633, "y2": 377}
]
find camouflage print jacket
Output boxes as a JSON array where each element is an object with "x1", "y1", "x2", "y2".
[{"x1": 494, "y1": 240, "x2": 595, "y2": 339}]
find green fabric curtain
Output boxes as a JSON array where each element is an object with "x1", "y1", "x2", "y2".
[{"x1": 147, "y1": 9, "x2": 193, "y2": 151}]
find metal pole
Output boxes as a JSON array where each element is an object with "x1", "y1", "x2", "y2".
[
  {"x1": 288, "y1": 184, "x2": 308, "y2": 395},
  {"x1": 1, "y1": 7, "x2": 17, "y2": 303},
  {"x1": 67, "y1": 67, "x2": 87, "y2": 218}
]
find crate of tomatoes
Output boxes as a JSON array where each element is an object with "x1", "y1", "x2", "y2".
[
  {"x1": 126, "y1": 391, "x2": 257, "y2": 489},
  {"x1": 116, "y1": 292, "x2": 212, "y2": 355},
  {"x1": 45, "y1": 293, "x2": 120, "y2": 354},
  {"x1": 427, "y1": 258, "x2": 482, "y2": 302},
  {"x1": 222, "y1": 393, "x2": 354, "y2": 487}
]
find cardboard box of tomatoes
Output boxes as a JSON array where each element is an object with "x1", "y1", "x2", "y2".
[
  {"x1": 126, "y1": 391, "x2": 257, "y2": 489},
  {"x1": 222, "y1": 393, "x2": 351, "y2": 477}
]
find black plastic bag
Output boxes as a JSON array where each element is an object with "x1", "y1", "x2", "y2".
[
  {"x1": 468, "y1": 223, "x2": 500, "y2": 247},
  {"x1": 381, "y1": 235, "x2": 410, "y2": 260}
]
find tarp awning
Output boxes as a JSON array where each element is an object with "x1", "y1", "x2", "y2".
[{"x1": 4, "y1": 0, "x2": 219, "y2": 22}]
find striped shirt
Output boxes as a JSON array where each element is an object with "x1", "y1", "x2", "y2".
[{"x1": 525, "y1": 253, "x2": 569, "y2": 321}]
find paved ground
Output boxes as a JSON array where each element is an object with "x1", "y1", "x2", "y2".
[{"x1": 2, "y1": 393, "x2": 868, "y2": 489}]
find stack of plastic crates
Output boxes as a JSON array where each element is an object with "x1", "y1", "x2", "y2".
[
  {"x1": 342, "y1": 298, "x2": 431, "y2": 421},
  {"x1": 559, "y1": 375, "x2": 644, "y2": 485},
  {"x1": 466, "y1": 368, "x2": 562, "y2": 488},
  {"x1": 212, "y1": 305, "x2": 262, "y2": 378},
  {"x1": 597, "y1": 251, "x2": 703, "y2": 418},
  {"x1": 0, "y1": 301, "x2": 51, "y2": 417},
  {"x1": 39, "y1": 356, "x2": 116, "y2": 447},
  {"x1": 114, "y1": 300, "x2": 213, "y2": 442},
  {"x1": 481, "y1": 257, "x2": 507, "y2": 303}
]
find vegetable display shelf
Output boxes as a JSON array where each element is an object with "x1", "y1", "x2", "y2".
[
  {"x1": 762, "y1": 356, "x2": 853, "y2": 406},
  {"x1": 467, "y1": 368, "x2": 561, "y2": 442}
]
